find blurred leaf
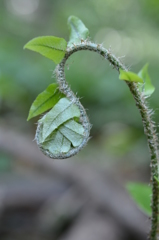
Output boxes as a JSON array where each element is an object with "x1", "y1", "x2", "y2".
[
  {"x1": 154, "y1": 176, "x2": 159, "y2": 184},
  {"x1": 0, "y1": 74, "x2": 30, "y2": 110},
  {"x1": 39, "y1": 97, "x2": 81, "y2": 142},
  {"x1": 138, "y1": 64, "x2": 155, "y2": 96},
  {"x1": 126, "y1": 182, "x2": 151, "y2": 216},
  {"x1": 119, "y1": 69, "x2": 143, "y2": 83},
  {"x1": 103, "y1": 124, "x2": 140, "y2": 156},
  {"x1": 0, "y1": 75, "x2": 24, "y2": 100},
  {"x1": 24, "y1": 36, "x2": 67, "y2": 64},
  {"x1": 27, "y1": 83, "x2": 65, "y2": 121},
  {"x1": 67, "y1": 16, "x2": 89, "y2": 47},
  {"x1": 0, "y1": 154, "x2": 12, "y2": 172}
]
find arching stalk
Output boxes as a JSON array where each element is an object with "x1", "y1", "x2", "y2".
[
  {"x1": 54, "y1": 41, "x2": 159, "y2": 239},
  {"x1": 24, "y1": 17, "x2": 159, "y2": 238}
]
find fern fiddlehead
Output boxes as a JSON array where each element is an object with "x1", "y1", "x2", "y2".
[
  {"x1": 36, "y1": 53, "x2": 91, "y2": 159},
  {"x1": 25, "y1": 16, "x2": 159, "y2": 239}
]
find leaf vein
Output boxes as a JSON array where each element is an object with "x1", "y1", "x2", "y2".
[
  {"x1": 31, "y1": 92, "x2": 57, "y2": 116},
  {"x1": 32, "y1": 43, "x2": 66, "y2": 52},
  {"x1": 70, "y1": 22, "x2": 81, "y2": 39},
  {"x1": 44, "y1": 101, "x2": 74, "y2": 136},
  {"x1": 63, "y1": 124, "x2": 84, "y2": 137}
]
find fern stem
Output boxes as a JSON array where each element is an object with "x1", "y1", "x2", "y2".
[{"x1": 56, "y1": 41, "x2": 159, "y2": 239}]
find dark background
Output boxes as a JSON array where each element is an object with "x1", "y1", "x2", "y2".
[{"x1": 0, "y1": 0, "x2": 159, "y2": 239}]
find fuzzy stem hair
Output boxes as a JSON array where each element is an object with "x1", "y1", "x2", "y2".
[{"x1": 54, "y1": 41, "x2": 159, "y2": 239}]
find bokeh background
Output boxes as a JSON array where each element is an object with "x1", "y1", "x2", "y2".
[{"x1": 0, "y1": 0, "x2": 159, "y2": 239}]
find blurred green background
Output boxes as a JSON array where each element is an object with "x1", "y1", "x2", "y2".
[{"x1": 1, "y1": 0, "x2": 159, "y2": 171}]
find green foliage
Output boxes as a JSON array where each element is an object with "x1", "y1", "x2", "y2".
[
  {"x1": 126, "y1": 182, "x2": 151, "y2": 216},
  {"x1": 40, "y1": 119, "x2": 85, "y2": 155},
  {"x1": 24, "y1": 36, "x2": 67, "y2": 64},
  {"x1": 39, "y1": 97, "x2": 82, "y2": 142},
  {"x1": 154, "y1": 176, "x2": 159, "y2": 184},
  {"x1": 119, "y1": 66, "x2": 155, "y2": 97},
  {"x1": 119, "y1": 69, "x2": 143, "y2": 83},
  {"x1": 1, "y1": 2, "x2": 159, "y2": 236},
  {"x1": 24, "y1": 17, "x2": 89, "y2": 156},
  {"x1": 38, "y1": 97, "x2": 85, "y2": 155},
  {"x1": 138, "y1": 64, "x2": 155, "y2": 96},
  {"x1": 67, "y1": 15, "x2": 89, "y2": 47},
  {"x1": 41, "y1": 130, "x2": 71, "y2": 154},
  {"x1": 1, "y1": 0, "x2": 159, "y2": 132},
  {"x1": 59, "y1": 119, "x2": 85, "y2": 147},
  {"x1": 27, "y1": 83, "x2": 64, "y2": 121}
]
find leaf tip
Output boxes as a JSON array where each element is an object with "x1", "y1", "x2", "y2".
[
  {"x1": 67, "y1": 15, "x2": 77, "y2": 23},
  {"x1": 27, "y1": 115, "x2": 31, "y2": 121},
  {"x1": 119, "y1": 69, "x2": 143, "y2": 83},
  {"x1": 119, "y1": 68, "x2": 124, "y2": 80},
  {"x1": 23, "y1": 43, "x2": 28, "y2": 50},
  {"x1": 23, "y1": 39, "x2": 33, "y2": 50}
]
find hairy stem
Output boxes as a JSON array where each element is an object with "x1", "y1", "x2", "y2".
[{"x1": 55, "y1": 41, "x2": 159, "y2": 239}]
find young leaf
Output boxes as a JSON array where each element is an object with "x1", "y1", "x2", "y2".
[
  {"x1": 154, "y1": 176, "x2": 159, "y2": 184},
  {"x1": 138, "y1": 64, "x2": 155, "y2": 96},
  {"x1": 37, "y1": 98, "x2": 85, "y2": 156},
  {"x1": 59, "y1": 119, "x2": 85, "y2": 147},
  {"x1": 41, "y1": 130, "x2": 71, "y2": 154},
  {"x1": 126, "y1": 182, "x2": 151, "y2": 216},
  {"x1": 67, "y1": 16, "x2": 89, "y2": 47},
  {"x1": 24, "y1": 36, "x2": 67, "y2": 64},
  {"x1": 119, "y1": 69, "x2": 143, "y2": 83},
  {"x1": 27, "y1": 83, "x2": 65, "y2": 121},
  {"x1": 40, "y1": 97, "x2": 81, "y2": 142},
  {"x1": 40, "y1": 119, "x2": 85, "y2": 155}
]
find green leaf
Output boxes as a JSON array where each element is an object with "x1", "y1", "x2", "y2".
[
  {"x1": 154, "y1": 176, "x2": 159, "y2": 184},
  {"x1": 38, "y1": 98, "x2": 85, "y2": 155},
  {"x1": 41, "y1": 119, "x2": 85, "y2": 154},
  {"x1": 119, "y1": 69, "x2": 143, "y2": 83},
  {"x1": 138, "y1": 64, "x2": 155, "y2": 96},
  {"x1": 41, "y1": 130, "x2": 71, "y2": 154},
  {"x1": 40, "y1": 97, "x2": 81, "y2": 142},
  {"x1": 126, "y1": 182, "x2": 151, "y2": 216},
  {"x1": 24, "y1": 36, "x2": 67, "y2": 64},
  {"x1": 59, "y1": 120, "x2": 85, "y2": 147},
  {"x1": 67, "y1": 16, "x2": 89, "y2": 47},
  {"x1": 27, "y1": 83, "x2": 65, "y2": 121}
]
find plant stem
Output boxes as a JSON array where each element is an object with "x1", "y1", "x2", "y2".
[{"x1": 56, "y1": 41, "x2": 159, "y2": 239}]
